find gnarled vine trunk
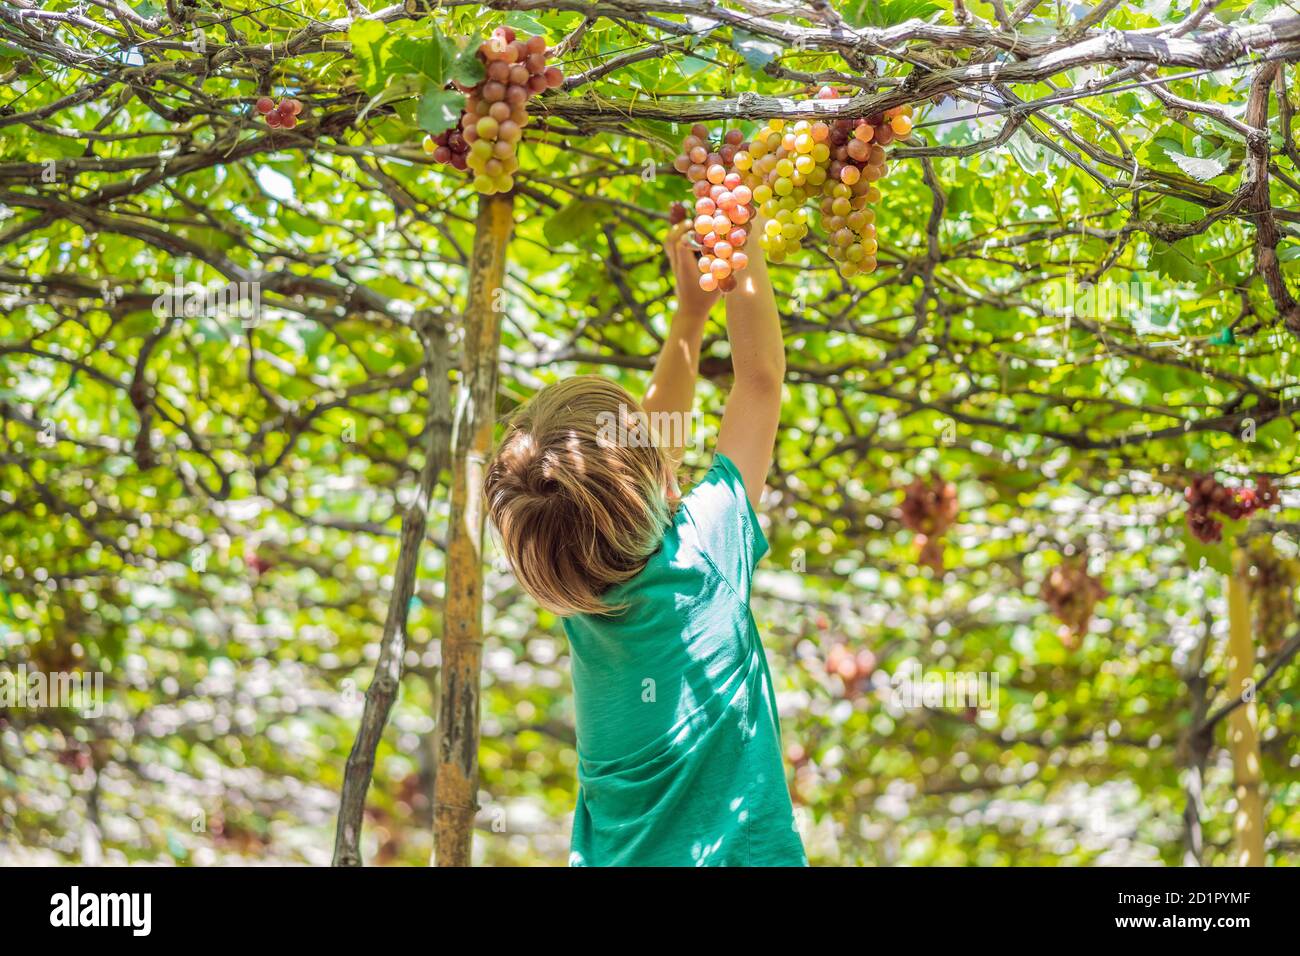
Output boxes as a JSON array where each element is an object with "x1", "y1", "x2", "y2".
[
  {"x1": 434, "y1": 192, "x2": 513, "y2": 866},
  {"x1": 332, "y1": 316, "x2": 452, "y2": 866}
]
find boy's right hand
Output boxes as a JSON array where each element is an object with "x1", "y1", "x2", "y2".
[{"x1": 665, "y1": 220, "x2": 720, "y2": 320}]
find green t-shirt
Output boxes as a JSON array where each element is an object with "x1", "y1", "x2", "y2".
[{"x1": 562, "y1": 452, "x2": 807, "y2": 866}]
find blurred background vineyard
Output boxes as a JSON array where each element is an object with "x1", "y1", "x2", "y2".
[{"x1": 2, "y1": 0, "x2": 1300, "y2": 865}]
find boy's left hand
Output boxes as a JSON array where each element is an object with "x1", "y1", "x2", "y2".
[{"x1": 665, "y1": 220, "x2": 719, "y2": 320}]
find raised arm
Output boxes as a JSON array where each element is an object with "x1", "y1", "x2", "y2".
[
  {"x1": 717, "y1": 213, "x2": 785, "y2": 509},
  {"x1": 642, "y1": 220, "x2": 719, "y2": 472}
]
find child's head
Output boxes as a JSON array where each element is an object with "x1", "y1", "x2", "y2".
[{"x1": 485, "y1": 376, "x2": 674, "y2": 617}]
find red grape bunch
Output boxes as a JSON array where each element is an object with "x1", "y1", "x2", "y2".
[
  {"x1": 814, "y1": 86, "x2": 913, "y2": 277},
  {"x1": 899, "y1": 476, "x2": 959, "y2": 572},
  {"x1": 424, "y1": 26, "x2": 563, "y2": 195},
  {"x1": 825, "y1": 642, "x2": 877, "y2": 698},
  {"x1": 673, "y1": 125, "x2": 756, "y2": 293},
  {"x1": 256, "y1": 96, "x2": 304, "y2": 129},
  {"x1": 1184, "y1": 474, "x2": 1280, "y2": 542},
  {"x1": 1041, "y1": 559, "x2": 1107, "y2": 647},
  {"x1": 424, "y1": 128, "x2": 469, "y2": 171}
]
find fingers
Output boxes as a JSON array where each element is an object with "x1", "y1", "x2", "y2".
[
  {"x1": 666, "y1": 222, "x2": 698, "y2": 275},
  {"x1": 664, "y1": 220, "x2": 690, "y2": 253}
]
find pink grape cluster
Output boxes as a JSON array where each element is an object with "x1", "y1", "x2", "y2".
[
  {"x1": 256, "y1": 96, "x2": 303, "y2": 129},
  {"x1": 423, "y1": 26, "x2": 563, "y2": 194},
  {"x1": 673, "y1": 125, "x2": 755, "y2": 293}
]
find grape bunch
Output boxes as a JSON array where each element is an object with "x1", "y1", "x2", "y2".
[
  {"x1": 816, "y1": 88, "x2": 913, "y2": 277},
  {"x1": 824, "y1": 642, "x2": 876, "y2": 698},
  {"x1": 256, "y1": 96, "x2": 304, "y2": 129},
  {"x1": 736, "y1": 117, "x2": 823, "y2": 263},
  {"x1": 424, "y1": 128, "x2": 469, "y2": 171},
  {"x1": 1040, "y1": 559, "x2": 1107, "y2": 647},
  {"x1": 673, "y1": 125, "x2": 756, "y2": 293},
  {"x1": 1184, "y1": 473, "x2": 1280, "y2": 542},
  {"x1": 423, "y1": 26, "x2": 563, "y2": 194},
  {"x1": 899, "y1": 476, "x2": 959, "y2": 572},
  {"x1": 735, "y1": 87, "x2": 913, "y2": 276}
]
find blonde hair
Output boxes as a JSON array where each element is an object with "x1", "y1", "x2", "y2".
[{"x1": 484, "y1": 376, "x2": 675, "y2": 617}]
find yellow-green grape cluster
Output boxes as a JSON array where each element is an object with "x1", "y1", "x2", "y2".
[
  {"x1": 736, "y1": 117, "x2": 831, "y2": 263},
  {"x1": 674, "y1": 125, "x2": 755, "y2": 293},
  {"x1": 422, "y1": 26, "x2": 562, "y2": 194}
]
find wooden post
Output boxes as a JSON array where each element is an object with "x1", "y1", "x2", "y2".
[
  {"x1": 434, "y1": 192, "x2": 513, "y2": 866},
  {"x1": 1226, "y1": 552, "x2": 1265, "y2": 866}
]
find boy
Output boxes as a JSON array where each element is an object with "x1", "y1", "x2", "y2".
[{"x1": 484, "y1": 215, "x2": 806, "y2": 866}]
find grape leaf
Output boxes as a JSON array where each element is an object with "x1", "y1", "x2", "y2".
[
  {"x1": 504, "y1": 11, "x2": 547, "y2": 36},
  {"x1": 543, "y1": 200, "x2": 610, "y2": 246},
  {"x1": 418, "y1": 86, "x2": 463, "y2": 134},
  {"x1": 389, "y1": 36, "x2": 447, "y2": 85},
  {"x1": 1183, "y1": 514, "x2": 1248, "y2": 574},
  {"x1": 1148, "y1": 239, "x2": 1200, "y2": 282},
  {"x1": 731, "y1": 29, "x2": 783, "y2": 71},
  {"x1": 1164, "y1": 145, "x2": 1230, "y2": 181},
  {"x1": 447, "y1": 39, "x2": 486, "y2": 88},
  {"x1": 350, "y1": 21, "x2": 395, "y2": 95},
  {"x1": 1254, "y1": 417, "x2": 1294, "y2": 452},
  {"x1": 1006, "y1": 131, "x2": 1047, "y2": 174},
  {"x1": 842, "y1": 0, "x2": 940, "y2": 28}
]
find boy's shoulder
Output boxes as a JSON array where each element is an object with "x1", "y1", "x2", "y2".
[{"x1": 672, "y1": 453, "x2": 768, "y2": 600}]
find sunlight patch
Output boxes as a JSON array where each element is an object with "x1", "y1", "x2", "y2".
[{"x1": 256, "y1": 167, "x2": 295, "y2": 203}]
